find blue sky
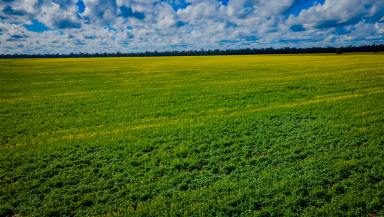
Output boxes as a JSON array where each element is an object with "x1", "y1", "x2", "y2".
[{"x1": 0, "y1": 0, "x2": 383, "y2": 54}]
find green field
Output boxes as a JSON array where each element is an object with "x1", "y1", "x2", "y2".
[{"x1": 1, "y1": 54, "x2": 384, "y2": 216}]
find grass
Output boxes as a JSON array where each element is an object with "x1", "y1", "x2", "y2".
[{"x1": 0, "y1": 53, "x2": 384, "y2": 216}]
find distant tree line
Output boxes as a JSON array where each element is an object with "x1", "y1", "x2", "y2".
[{"x1": 1, "y1": 44, "x2": 383, "y2": 58}]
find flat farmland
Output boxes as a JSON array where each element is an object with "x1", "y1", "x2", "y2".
[{"x1": 1, "y1": 54, "x2": 384, "y2": 216}]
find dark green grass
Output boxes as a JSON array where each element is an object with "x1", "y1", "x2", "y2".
[{"x1": 1, "y1": 54, "x2": 384, "y2": 216}]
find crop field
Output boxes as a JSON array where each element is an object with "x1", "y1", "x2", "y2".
[{"x1": 0, "y1": 54, "x2": 384, "y2": 216}]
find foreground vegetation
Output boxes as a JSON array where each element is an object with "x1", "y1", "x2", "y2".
[{"x1": 1, "y1": 54, "x2": 384, "y2": 216}]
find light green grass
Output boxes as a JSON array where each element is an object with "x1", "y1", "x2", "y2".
[{"x1": 1, "y1": 54, "x2": 384, "y2": 216}]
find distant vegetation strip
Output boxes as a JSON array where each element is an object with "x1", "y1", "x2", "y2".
[{"x1": 0, "y1": 44, "x2": 383, "y2": 58}]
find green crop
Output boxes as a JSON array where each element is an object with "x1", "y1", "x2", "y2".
[{"x1": 1, "y1": 54, "x2": 384, "y2": 216}]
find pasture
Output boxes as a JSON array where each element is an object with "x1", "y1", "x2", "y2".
[{"x1": 1, "y1": 54, "x2": 384, "y2": 216}]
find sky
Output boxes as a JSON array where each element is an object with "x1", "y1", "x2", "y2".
[{"x1": 0, "y1": 0, "x2": 383, "y2": 54}]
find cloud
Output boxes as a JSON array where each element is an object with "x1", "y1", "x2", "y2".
[
  {"x1": 0, "y1": 0, "x2": 383, "y2": 54},
  {"x1": 289, "y1": 0, "x2": 384, "y2": 29}
]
